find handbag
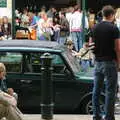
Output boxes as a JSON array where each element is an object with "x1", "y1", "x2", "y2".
[{"x1": 30, "y1": 29, "x2": 36, "y2": 40}]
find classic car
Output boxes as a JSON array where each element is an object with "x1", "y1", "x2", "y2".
[{"x1": 0, "y1": 40, "x2": 105, "y2": 114}]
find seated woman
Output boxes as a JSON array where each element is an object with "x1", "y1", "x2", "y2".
[
  {"x1": 1, "y1": 16, "x2": 12, "y2": 39},
  {"x1": 0, "y1": 63, "x2": 24, "y2": 120},
  {"x1": 0, "y1": 63, "x2": 18, "y2": 100}
]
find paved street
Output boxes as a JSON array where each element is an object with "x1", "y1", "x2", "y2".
[{"x1": 23, "y1": 115, "x2": 120, "y2": 120}]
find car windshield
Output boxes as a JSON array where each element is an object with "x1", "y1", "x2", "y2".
[{"x1": 62, "y1": 49, "x2": 81, "y2": 73}]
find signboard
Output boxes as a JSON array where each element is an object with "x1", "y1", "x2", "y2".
[
  {"x1": 0, "y1": 0, "x2": 12, "y2": 18},
  {"x1": 0, "y1": 0, "x2": 7, "y2": 7}
]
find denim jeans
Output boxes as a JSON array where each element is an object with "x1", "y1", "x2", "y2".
[
  {"x1": 58, "y1": 36, "x2": 67, "y2": 45},
  {"x1": 80, "y1": 60, "x2": 90, "y2": 72},
  {"x1": 54, "y1": 30, "x2": 60, "y2": 42},
  {"x1": 92, "y1": 61, "x2": 117, "y2": 120},
  {"x1": 71, "y1": 31, "x2": 83, "y2": 51}
]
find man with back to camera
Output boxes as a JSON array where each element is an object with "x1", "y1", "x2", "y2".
[{"x1": 91, "y1": 5, "x2": 120, "y2": 120}]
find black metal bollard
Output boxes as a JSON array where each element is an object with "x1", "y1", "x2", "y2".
[{"x1": 40, "y1": 53, "x2": 54, "y2": 120}]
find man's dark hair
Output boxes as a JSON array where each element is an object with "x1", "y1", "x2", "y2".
[{"x1": 102, "y1": 5, "x2": 115, "y2": 18}]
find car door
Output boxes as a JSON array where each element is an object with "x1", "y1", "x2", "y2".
[
  {"x1": 18, "y1": 52, "x2": 87, "y2": 113},
  {"x1": 16, "y1": 53, "x2": 42, "y2": 111},
  {"x1": 2, "y1": 52, "x2": 42, "y2": 111},
  {"x1": 1, "y1": 51, "x2": 86, "y2": 113},
  {"x1": 51, "y1": 54, "x2": 85, "y2": 113}
]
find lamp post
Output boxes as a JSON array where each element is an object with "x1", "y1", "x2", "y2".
[
  {"x1": 12, "y1": 0, "x2": 15, "y2": 39},
  {"x1": 41, "y1": 53, "x2": 54, "y2": 120},
  {"x1": 82, "y1": 0, "x2": 86, "y2": 43}
]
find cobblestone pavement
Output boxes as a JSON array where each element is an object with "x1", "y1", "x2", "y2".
[{"x1": 23, "y1": 114, "x2": 120, "y2": 120}]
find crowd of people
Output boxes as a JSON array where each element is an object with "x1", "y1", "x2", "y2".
[
  {"x1": 14, "y1": 4, "x2": 120, "y2": 55},
  {"x1": 0, "y1": 4, "x2": 119, "y2": 51},
  {"x1": 14, "y1": 5, "x2": 90, "y2": 47}
]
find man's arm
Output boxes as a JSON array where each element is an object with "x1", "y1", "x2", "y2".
[{"x1": 115, "y1": 38, "x2": 120, "y2": 70}]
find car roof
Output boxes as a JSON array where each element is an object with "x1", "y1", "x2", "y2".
[{"x1": 0, "y1": 40, "x2": 63, "y2": 52}]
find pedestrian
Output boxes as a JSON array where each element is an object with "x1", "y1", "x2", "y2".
[
  {"x1": 75, "y1": 42, "x2": 94, "y2": 72},
  {"x1": 58, "y1": 11, "x2": 69, "y2": 45},
  {"x1": 37, "y1": 12, "x2": 53, "y2": 41},
  {"x1": 69, "y1": 4, "x2": 89, "y2": 51},
  {"x1": 91, "y1": 5, "x2": 120, "y2": 120},
  {"x1": 0, "y1": 63, "x2": 24, "y2": 120},
  {"x1": 65, "y1": 39, "x2": 77, "y2": 56}
]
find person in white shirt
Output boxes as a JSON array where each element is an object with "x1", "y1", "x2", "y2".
[
  {"x1": 66, "y1": 6, "x2": 74, "y2": 23},
  {"x1": 69, "y1": 5, "x2": 89, "y2": 51}
]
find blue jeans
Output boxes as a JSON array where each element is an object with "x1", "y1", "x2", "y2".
[
  {"x1": 58, "y1": 36, "x2": 67, "y2": 45},
  {"x1": 92, "y1": 61, "x2": 117, "y2": 120},
  {"x1": 54, "y1": 30, "x2": 60, "y2": 42},
  {"x1": 80, "y1": 60, "x2": 90, "y2": 72},
  {"x1": 71, "y1": 31, "x2": 82, "y2": 51}
]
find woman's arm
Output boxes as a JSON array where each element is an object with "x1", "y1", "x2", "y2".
[{"x1": 115, "y1": 38, "x2": 120, "y2": 70}]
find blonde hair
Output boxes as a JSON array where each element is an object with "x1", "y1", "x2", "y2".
[
  {"x1": 39, "y1": 11, "x2": 47, "y2": 18},
  {"x1": 0, "y1": 63, "x2": 6, "y2": 76},
  {"x1": 65, "y1": 40, "x2": 73, "y2": 46},
  {"x1": 115, "y1": 8, "x2": 120, "y2": 19}
]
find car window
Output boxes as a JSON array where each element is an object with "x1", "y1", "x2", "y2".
[
  {"x1": 27, "y1": 53, "x2": 66, "y2": 74},
  {"x1": 0, "y1": 52, "x2": 69, "y2": 74},
  {"x1": 62, "y1": 50, "x2": 81, "y2": 73},
  {"x1": 0, "y1": 52, "x2": 22, "y2": 72},
  {"x1": 52, "y1": 54, "x2": 66, "y2": 73},
  {"x1": 52, "y1": 55, "x2": 64, "y2": 65}
]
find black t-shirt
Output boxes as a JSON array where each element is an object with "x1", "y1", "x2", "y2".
[
  {"x1": 92, "y1": 21, "x2": 120, "y2": 61},
  {"x1": 0, "y1": 32, "x2": 4, "y2": 37}
]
